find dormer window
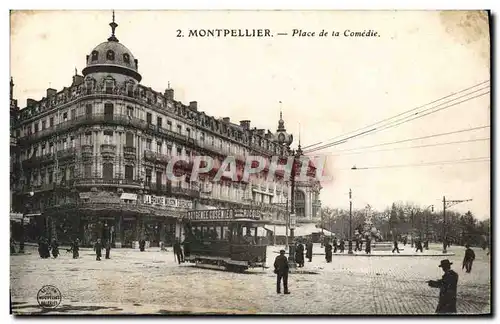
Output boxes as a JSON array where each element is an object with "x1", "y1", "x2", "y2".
[
  {"x1": 123, "y1": 53, "x2": 130, "y2": 64},
  {"x1": 91, "y1": 51, "x2": 99, "y2": 61},
  {"x1": 106, "y1": 50, "x2": 115, "y2": 61}
]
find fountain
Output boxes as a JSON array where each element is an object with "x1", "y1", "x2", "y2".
[{"x1": 361, "y1": 207, "x2": 396, "y2": 251}]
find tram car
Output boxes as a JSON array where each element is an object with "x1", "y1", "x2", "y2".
[{"x1": 182, "y1": 208, "x2": 269, "y2": 272}]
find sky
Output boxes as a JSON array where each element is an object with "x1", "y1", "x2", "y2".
[{"x1": 9, "y1": 10, "x2": 491, "y2": 219}]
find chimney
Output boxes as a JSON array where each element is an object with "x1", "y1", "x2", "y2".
[
  {"x1": 239, "y1": 120, "x2": 251, "y2": 130},
  {"x1": 165, "y1": 88, "x2": 174, "y2": 100},
  {"x1": 222, "y1": 117, "x2": 230, "y2": 123},
  {"x1": 72, "y1": 75, "x2": 84, "y2": 87},
  {"x1": 27, "y1": 98, "x2": 37, "y2": 107},
  {"x1": 46, "y1": 88, "x2": 57, "y2": 98},
  {"x1": 189, "y1": 101, "x2": 198, "y2": 111}
]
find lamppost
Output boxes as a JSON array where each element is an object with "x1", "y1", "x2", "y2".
[
  {"x1": 423, "y1": 204, "x2": 434, "y2": 250},
  {"x1": 287, "y1": 145, "x2": 302, "y2": 269},
  {"x1": 20, "y1": 191, "x2": 35, "y2": 253},
  {"x1": 347, "y1": 189, "x2": 353, "y2": 254}
]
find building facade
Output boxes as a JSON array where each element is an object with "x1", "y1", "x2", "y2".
[{"x1": 11, "y1": 15, "x2": 321, "y2": 247}]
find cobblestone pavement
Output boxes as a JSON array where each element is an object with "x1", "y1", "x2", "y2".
[{"x1": 10, "y1": 243, "x2": 490, "y2": 315}]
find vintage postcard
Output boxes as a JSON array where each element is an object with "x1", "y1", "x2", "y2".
[{"x1": 9, "y1": 10, "x2": 491, "y2": 315}]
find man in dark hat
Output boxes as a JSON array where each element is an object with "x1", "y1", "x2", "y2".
[
  {"x1": 427, "y1": 259, "x2": 458, "y2": 313},
  {"x1": 94, "y1": 238, "x2": 102, "y2": 261},
  {"x1": 295, "y1": 241, "x2": 305, "y2": 268},
  {"x1": 462, "y1": 245, "x2": 476, "y2": 273},
  {"x1": 274, "y1": 250, "x2": 290, "y2": 294},
  {"x1": 306, "y1": 240, "x2": 313, "y2": 262},
  {"x1": 50, "y1": 239, "x2": 59, "y2": 258},
  {"x1": 324, "y1": 240, "x2": 333, "y2": 263}
]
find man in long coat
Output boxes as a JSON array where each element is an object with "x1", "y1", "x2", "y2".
[
  {"x1": 173, "y1": 239, "x2": 184, "y2": 264},
  {"x1": 428, "y1": 259, "x2": 458, "y2": 313},
  {"x1": 324, "y1": 241, "x2": 333, "y2": 263},
  {"x1": 94, "y1": 239, "x2": 102, "y2": 261},
  {"x1": 462, "y1": 245, "x2": 476, "y2": 273},
  {"x1": 50, "y1": 239, "x2": 59, "y2": 258},
  {"x1": 305, "y1": 241, "x2": 313, "y2": 262},
  {"x1": 274, "y1": 250, "x2": 290, "y2": 294},
  {"x1": 295, "y1": 242, "x2": 305, "y2": 268}
]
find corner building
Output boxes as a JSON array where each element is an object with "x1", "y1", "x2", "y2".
[{"x1": 12, "y1": 16, "x2": 322, "y2": 247}]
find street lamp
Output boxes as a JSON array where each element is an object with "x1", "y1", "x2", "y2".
[
  {"x1": 347, "y1": 189, "x2": 353, "y2": 254},
  {"x1": 20, "y1": 191, "x2": 35, "y2": 253}
]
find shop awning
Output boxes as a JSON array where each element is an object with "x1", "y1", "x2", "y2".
[
  {"x1": 264, "y1": 225, "x2": 288, "y2": 236},
  {"x1": 293, "y1": 223, "x2": 332, "y2": 237},
  {"x1": 120, "y1": 193, "x2": 137, "y2": 200}
]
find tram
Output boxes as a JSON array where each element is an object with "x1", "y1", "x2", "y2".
[{"x1": 181, "y1": 208, "x2": 269, "y2": 272}]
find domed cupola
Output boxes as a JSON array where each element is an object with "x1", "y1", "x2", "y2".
[{"x1": 82, "y1": 11, "x2": 142, "y2": 83}]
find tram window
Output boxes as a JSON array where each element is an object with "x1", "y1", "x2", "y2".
[{"x1": 215, "y1": 227, "x2": 222, "y2": 240}]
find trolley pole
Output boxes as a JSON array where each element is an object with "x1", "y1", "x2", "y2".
[
  {"x1": 287, "y1": 147, "x2": 299, "y2": 269},
  {"x1": 442, "y1": 196, "x2": 472, "y2": 254}
]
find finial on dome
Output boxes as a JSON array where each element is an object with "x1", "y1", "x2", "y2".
[{"x1": 108, "y1": 10, "x2": 119, "y2": 42}]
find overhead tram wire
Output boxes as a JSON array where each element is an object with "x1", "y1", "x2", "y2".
[
  {"x1": 349, "y1": 157, "x2": 490, "y2": 170},
  {"x1": 305, "y1": 89, "x2": 490, "y2": 153},
  {"x1": 312, "y1": 125, "x2": 490, "y2": 155},
  {"x1": 302, "y1": 80, "x2": 490, "y2": 151},
  {"x1": 323, "y1": 138, "x2": 490, "y2": 157}
]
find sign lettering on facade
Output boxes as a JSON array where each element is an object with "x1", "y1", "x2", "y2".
[{"x1": 142, "y1": 195, "x2": 193, "y2": 209}]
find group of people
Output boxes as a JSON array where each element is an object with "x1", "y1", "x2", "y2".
[
  {"x1": 93, "y1": 239, "x2": 112, "y2": 261},
  {"x1": 37, "y1": 237, "x2": 60, "y2": 259},
  {"x1": 293, "y1": 240, "x2": 313, "y2": 267}
]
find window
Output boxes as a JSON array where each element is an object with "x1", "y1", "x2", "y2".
[
  {"x1": 157, "y1": 141, "x2": 162, "y2": 153},
  {"x1": 62, "y1": 138, "x2": 67, "y2": 150},
  {"x1": 157, "y1": 116, "x2": 162, "y2": 128},
  {"x1": 41, "y1": 144, "x2": 46, "y2": 156},
  {"x1": 104, "y1": 103, "x2": 113, "y2": 120},
  {"x1": 84, "y1": 164, "x2": 92, "y2": 178},
  {"x1": 125, "y1": 132, "x2": 134, "y2": 147},
  {"x1": 103, "y1": 163, "x2": 113, "y2": 180},
  {"x1": 126, "y1": 106, "x2": 133, "y2": 117},
  {"x1": 63, "y1": 112, "x2": 68, "y2": 121},
  {"x1": 85, "y1": 132, "x2": 92, "y2": 145},
  {"x1": 48, "y1": 172, "x2": 53, "y2": 184},
  {"x1": 106, "y1": 50, "x2": 115, "y2": 60},
  {"x1": 103, "y1": 130, "x2": 113, "y2": 145},
  {"x1": 123, "y1": 53, "x2": 130, "y2": 64},
  {"x1": 41, "y1": 120, "x2": 46, "y2": 130},
  {"x1": 145, "y1": 169, "x2": 152, "y2": 186},
  {"x1": 146, "y1": 113, "x2": 152, "y2": 124},
  {"x1": 167, "y1": 120, "x2": 172, "y2": 130},
  {"x1": 186, "y1": 128, "x2": 191, "y2": 138},
  {"x1": 49, "y1": 117, "x2": 54, "y2": 127},
  {"x1": 91, "y1": 50, "x2": 98, "y2": 61},
  {"x1": 177, "y1": 147, "x2": 182, "y2": 156},
  {"x1": 34, "y1": 123, "x2": 39, "y2": 133},
  {"x1": 177, "y1": 124, "x2": 182, "y2": 134},
  {"x1": 201, "y1": 132, "x2": 205, "y2": 142},
  {"x1": 71, "y1": 109, "x2": 76, "y2": 120},
  {"x1": 85, "y1": 104, "x2": 92, "y2": 116},
  {"x1": 125, "y1": 165, "x2": 133, "y2": 180},
  {"x1": 70, "y1": 136, "x2": 75, "y2": 148},
  {"x1": 69, "y1": 166, "x2": 74, "y2": 180},
  {"x1": 156, "y1": 171, "x2": 163, "y2": 187},
  {"x1": 146, "y1": 139, "x2": 152, "y2": 150},
  {"x1": 105, "y1": 81, "x2": 113, "y2": 94}
]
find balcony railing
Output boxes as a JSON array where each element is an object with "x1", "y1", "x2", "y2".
[
  {"x1": 171, "y1": 186, "x2": 200, "y2": 198},
  {"x1": 57, "y1": 147, "x2": 76, "y2": 160},
  {"x1": 124, "y1": 146, "x2": 136, "y2": 158},
  {"x1": 100, "y1": 144, "x2": 116, "y2": 156},
  {"x1": 73, "y1": 177, "x2": 142, "y2": 187},
  {"x1": 143, "y1": 150, "x2": 171, "y2": 165},
  {"x1": 81, "y1": 144, "x2": 93, "y2": 158},
  {"x1": 144, "y1": 182, "x2": 170, "y2": 194}
]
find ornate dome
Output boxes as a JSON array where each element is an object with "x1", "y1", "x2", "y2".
[{"x1": 82, "y1": 12, "x2": 142, "y2": 82}]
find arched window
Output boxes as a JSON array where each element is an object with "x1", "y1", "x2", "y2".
[
  {"x1": 106, "y1": 50, "x2": 115, "y2": 61},
  {"x1": 91, "y1": 51, "x2": 99, "y2": 61},
  {"x1": 295, "y1": 190, "x2": 306, "y2": 217},
  {"x1": 123, "y1": 53, "x2": 130, "y2": 64}
]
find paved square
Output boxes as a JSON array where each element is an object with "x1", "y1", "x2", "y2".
[{"x1": 10, "y1": 243, "x2": 490, "y2": 315}]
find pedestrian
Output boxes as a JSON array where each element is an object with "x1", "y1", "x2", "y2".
[
  {"x1": 68, "y1": 238, "x2": 80, "y2": 259},
  {"x1": 173, "y1": 239, "x2": 184, "y2": 264},
  {"x1": 10, "y1": 238, "x2": 16, "y2": 255},
  {"x1": 139, "y1": 239, "x2": 146, "y2": 252},
  {"x1": 365, "y1": 237, "x2": 371, "y2": 254},
  {"x1": 332, "y1": 238, "x2": 338, "y2": 253},
  {"x1": 306, "y1": 240, "x2": 313, "y2": 262},
  {"x1": 415, "y1": 239, "x2": 423, "y2": 253},
  {"x1": 427, "y1": 259, "x2": 458, "y2": 314},
  {"x1": 462, "y1": 245, "x2": 475, "y2": 273},
  {"x1": 94, "y1": 238, "x2": 102, "y2": 261},
  {"x1": 296, "y1": 242, "x2": 305, "y2": 267},
  {"x1": 50, "y1": 239, "x2": 59, "y2": 258},
  {"x1": 40, "y1": 237, "x2": 50, "y2": 259},
  {"x1": 182, "y1": 238, "x2": 191, "y2": 258},
  {"x1": 403, "y1": 237, "x2": 407, "y2": 246},
  {"x1": 392, "y1": 239, "x2": 400, "y2": 253},
  {"x1": 274, "y1": 250, "x2": 290, "y2": 294},
  {"x1": 339, "y1": 239, "x2": 345, "y2": 253},
  {"x1": 324, "y1": 241, "x2": 332, "y2": 263},
  {"x1": 105, "y1": 240, "x2": 111, "y2": 259},
  {"x1": 359, "y1": 238, "x2": 363, "y2": 251}
]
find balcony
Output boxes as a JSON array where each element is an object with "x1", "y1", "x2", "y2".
[
  {"x1": 145, "y1": 182, "x2": 170, "y2": 194},
  {"x1": 171, "y1": 186, "x2": 200, "y2": 198},
  {"x1": 58, "y1": 147, "x2": 76, "y2": 161},
  {"x1": 100, "y1": 144, "x2": 116, "y2": 157},
  {"x1": 81, "y1": 145, "x2": 93, "y2": 159},
  {"x1": 143, "y1": 150, "x2": 171, "y2": 165},
  {"x1": 123, "y1": 146, "x2": 136, "y2": 159},
  {"x1": 73, "y1": 177, "x2": 142, "y2": 188}
]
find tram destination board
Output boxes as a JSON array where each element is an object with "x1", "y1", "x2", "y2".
[{"x1": 185, "y1": 208, "x2": 262, "y2": 221}]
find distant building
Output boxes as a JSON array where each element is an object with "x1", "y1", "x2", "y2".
[{"x1": 10, "y1": 13, "x2": 321, "y2": 247}]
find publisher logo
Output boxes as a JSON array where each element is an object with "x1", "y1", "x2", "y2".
[{"x1": 37, "y1": 285, "x2": 61, "y2": 309}]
